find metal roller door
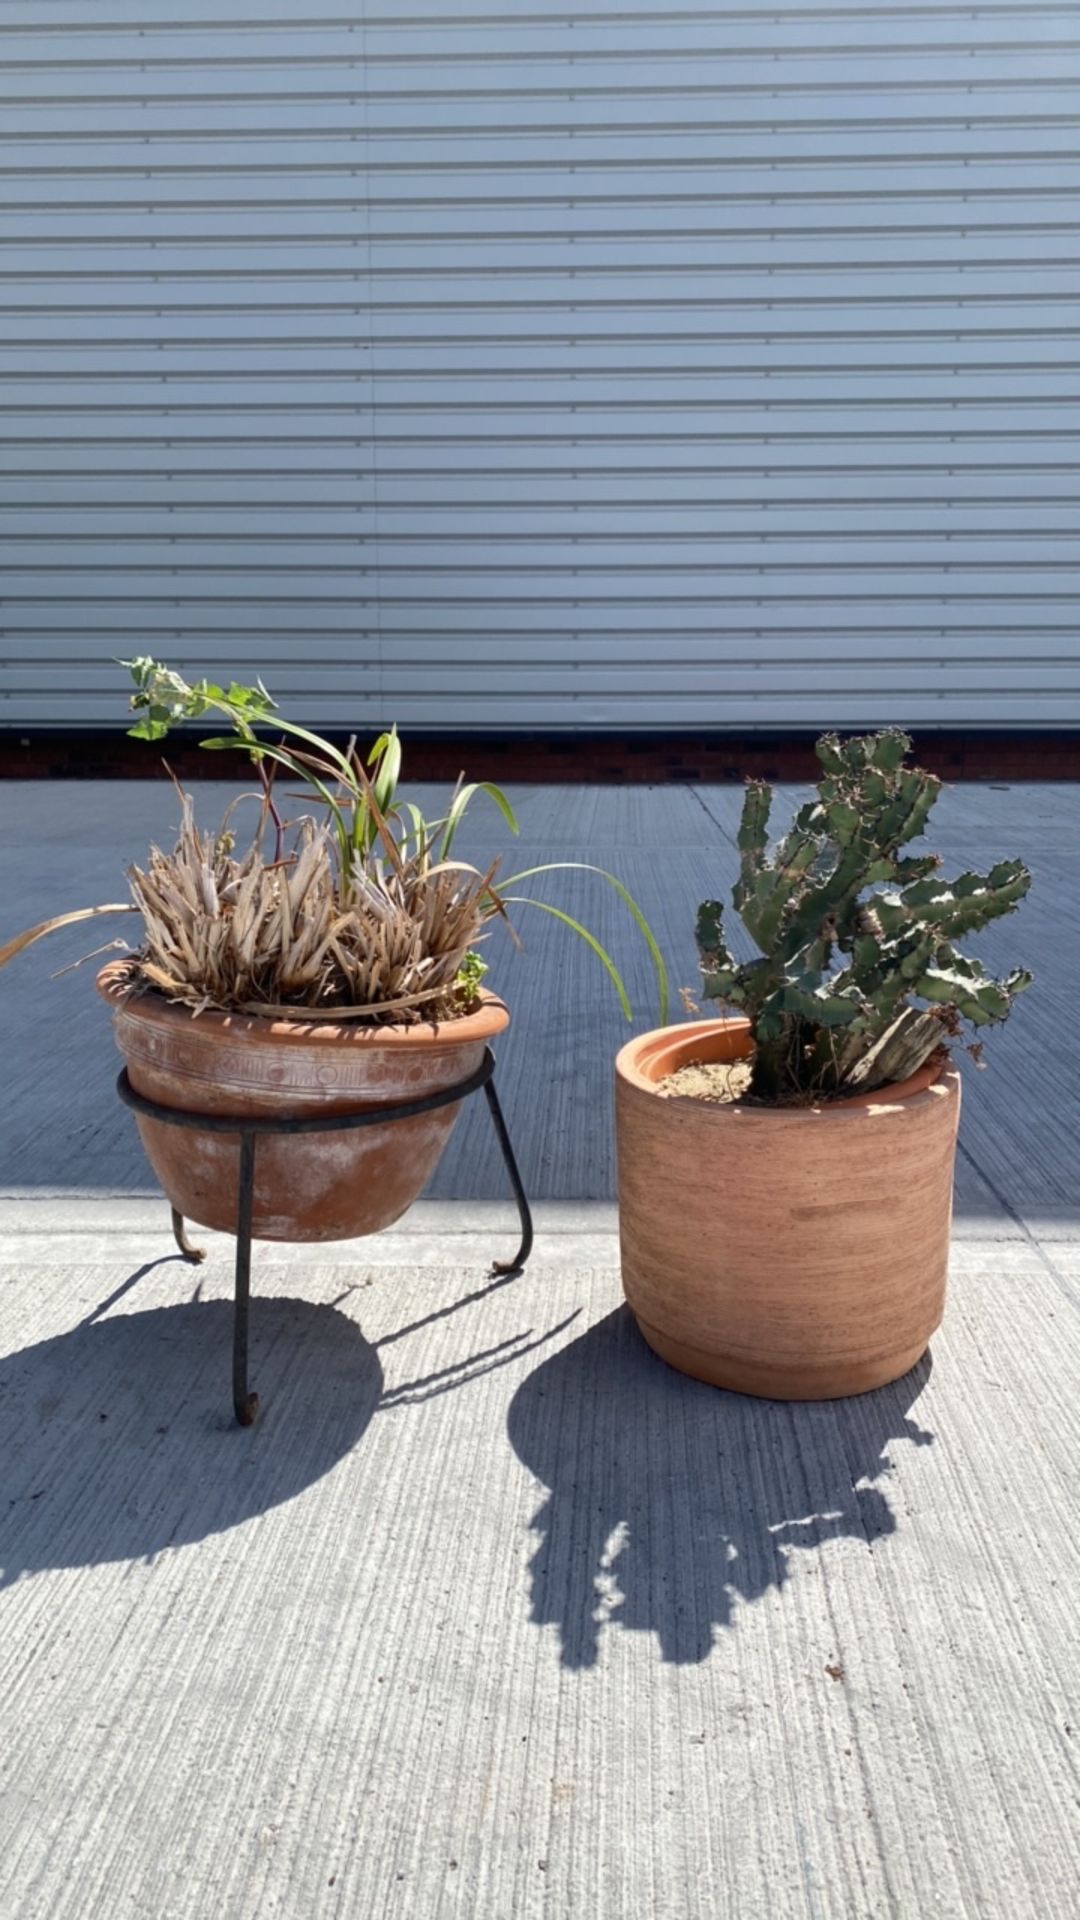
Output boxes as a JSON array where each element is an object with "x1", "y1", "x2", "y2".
[{"x1": 0, "y1": 1, "x2": 1077, "y2": 730}]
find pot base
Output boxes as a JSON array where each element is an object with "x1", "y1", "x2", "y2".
[{"x1": 632, "y1": 1312, "x2": 932, "y2": 1402}]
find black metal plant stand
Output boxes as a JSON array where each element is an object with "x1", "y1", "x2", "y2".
[{"x1": 116, "y1": 1046, "x2": 533, "y2": 1427}]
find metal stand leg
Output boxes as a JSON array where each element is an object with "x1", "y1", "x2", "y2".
[
  {"x1": 171, "y1": 1207, "x2": 206, "y2": 1264},
  {"x1": 122, "y1": 1048, "x2": 534, "y2": 1426},
  {"x1": 232, "y1": 1131, "x2": 259, "y2": 1427},
  {"x1": 484, "y1": 1078, "x2": 534, "y2": 1276}
]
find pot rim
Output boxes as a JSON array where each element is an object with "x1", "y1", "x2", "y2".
[
  {"x1": 616, "y1": 1014, "x2": 952, "y2": 1115},
  {"x1": 96, "y1": 957, "x2": 510, "y2": 1049}
]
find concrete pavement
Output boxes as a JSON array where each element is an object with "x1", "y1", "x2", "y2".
[{"x1": 0, "y1": 776, "x2": 1077, "y2": 1918}]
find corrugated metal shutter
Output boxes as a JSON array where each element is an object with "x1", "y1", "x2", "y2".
[{"x1": 0, "y1": 1, "x2": 1077, "y2": 731}]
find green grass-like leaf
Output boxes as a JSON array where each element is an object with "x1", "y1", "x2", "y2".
[
  {"x1": 502, "y1": 860, "x2": 668, "y2": 1023},
  {"x1": 500, "y1": 895, "x2": 633, "y2": 1023},
  {"x1": 441, "y1": 781, "x2": 520, "y2": 861}
]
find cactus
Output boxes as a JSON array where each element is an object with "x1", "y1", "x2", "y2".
[{"x1": 695, "y1": 730, "x2": 1032, "y2": 1103}]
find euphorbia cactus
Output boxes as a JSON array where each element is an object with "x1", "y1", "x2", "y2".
[{"x1": 695, "y1": 730, "x2": 1031, "y2": 1103}]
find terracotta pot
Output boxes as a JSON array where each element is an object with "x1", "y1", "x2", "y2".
[
  {"x1": 98, "y1": 961, "x2": 509, "y2": 1241},
  {"x1": 615, "y1": 1016, "x2": 961, "y2": 1400}
]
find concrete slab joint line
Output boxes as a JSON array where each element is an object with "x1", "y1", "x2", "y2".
[{"x1": 0, "y1": 778, "x2": 1077, "y2": 1917}]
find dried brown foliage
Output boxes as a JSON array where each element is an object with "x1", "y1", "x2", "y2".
[{"x1": 127, "y1": 793, "x2": 498, "y2": 1022}]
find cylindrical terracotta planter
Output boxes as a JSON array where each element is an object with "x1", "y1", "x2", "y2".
[
  {"x1": 98, "y1": 961, "x2": 509, "y2": 1241},
  {"x1": 615, "y1": 1016, "x2": 961, "y2": 1400}
]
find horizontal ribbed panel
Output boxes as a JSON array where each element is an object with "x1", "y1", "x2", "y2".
[{"x1": 1, "y1": 3, "x2": 1077, "y2": 731}]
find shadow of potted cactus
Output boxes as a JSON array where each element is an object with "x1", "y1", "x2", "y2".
[{"x1": 615, "y1": 729, "x2": 1031, "y2": 1401}]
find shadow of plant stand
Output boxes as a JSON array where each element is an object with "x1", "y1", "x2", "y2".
[{"x1": 117, "y1": 1046, "x2": 533, "y2": 1426}]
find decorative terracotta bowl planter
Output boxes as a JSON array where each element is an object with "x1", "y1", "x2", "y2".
[
  {"x1": 98, "y1": 959, "x2": 510, "y2": 1242},
  {"x1": 0, "y1": 658, "x2": 662, "y2": 1427},
  {"x1": 615, "y1": 1015, "x2": 961, "y2": 1401}
]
